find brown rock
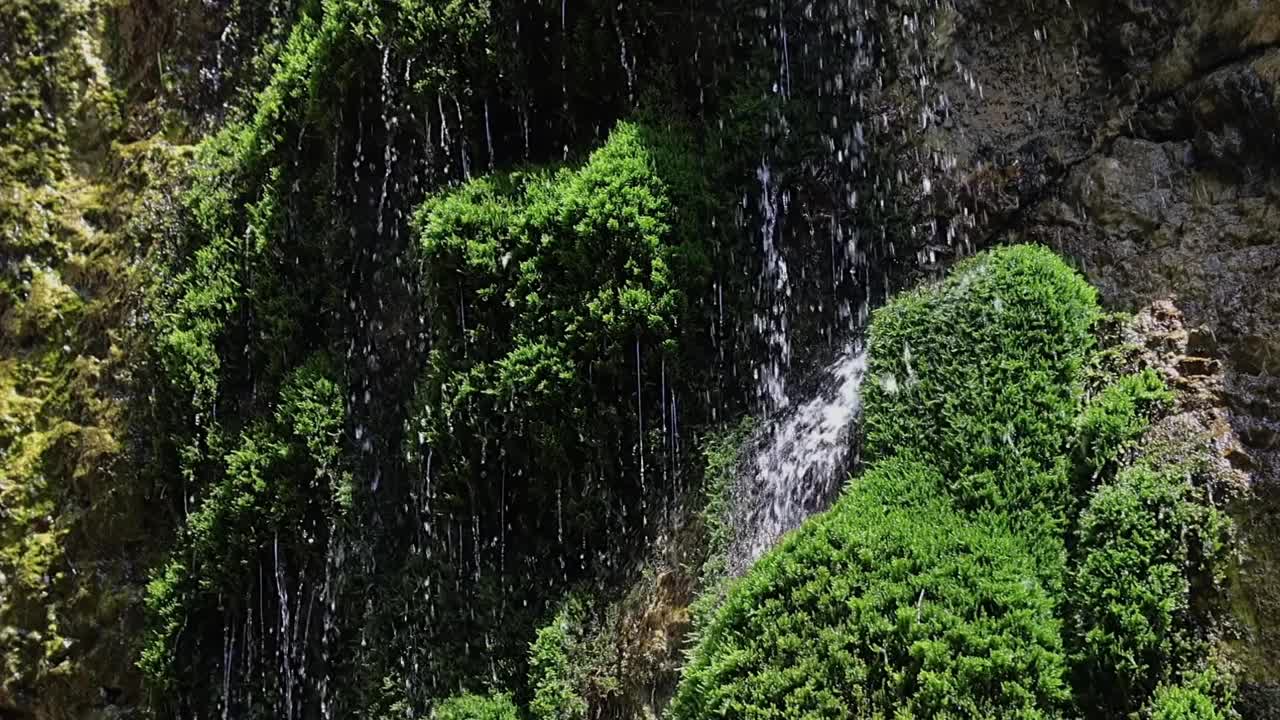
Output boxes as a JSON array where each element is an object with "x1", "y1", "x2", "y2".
[{"x1": 1177, "y1": 355, "x2": 1221, "y2": 376}]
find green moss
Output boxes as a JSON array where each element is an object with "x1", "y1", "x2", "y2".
[
  {"x1": 529, "y1": 598, "x2": 590, "y2": 720},
  {"x1": 0, "y1": 0, "x2": 75, "y2": 185},
  {"x1": 139, "y1": 355, "x2": 349, "y2": 690},
  {"x1": 696, "y1": 417, "x2": 756, "y2": 590},
  {"x1": 137, "y1": 426, "x2": 287, "y2": 688},
  {"x1": 0, "y1": 3, "x2": 165, "y2": 713},
  {"x1": 392, "y1": 120, "x2": 714, "y2": 691},
  {"x1": 675, "y1": 245, "x2": 1234, "y2": 719},
  {"x1": 1147, "y1": 671, "x2": 1234, "y2": 720},
  {"x1": 671, "y1": 457, "x2": 1070, "y2": 720},
  {"x1": 1075, "y1": 369, "x2": 1175, "y2": 480},
  {"x1": 862, "y1": 244, "x2": 1100, "y2": 533},
  {"x1": 432, "y1": 692, "x2": 521, "y2": 720},
  {"x1": 412, "y1": 118, "x2": 711, "y2": 470},
  {"x1": 415, "y1": 121, "x2": 709, "y2": 365},
  {"x1": 137, "y1": 559, "x2": 191, "y2": 689},
  {"x1": 1069, "y1": 459, "x2": 1231, "y2": 714}
]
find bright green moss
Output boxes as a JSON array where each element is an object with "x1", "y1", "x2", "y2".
[
  {"x1": 138, "y1": 559, "x2": 191, "y2": 689},
  {"x1": 1147, "y1": 671, "x2": 1233, "y2": 720},
  {"x1": 432, "y1": 692, "x2": 521, "y2": 720},
  {"x1": 277, "y1": 355, "x2": 353, "y2": 511},
  {"x1": 862, "y1": 244, "x2": 1100, "y2": 526},
  {"x1": 138, "y1": 427, "x2": 286, "y2": 687},
  {"x1": 413, "y1": 119, "x2": 710, "y2": 446},
  {"x1": 411, "y1": 123, "x2": 708, "y2": 518},
  {"x1": 1069, "y1": 460, "x2": 1231, "y2": 714},
  {"x1": 1075, "y1": 369, "x2": 1175, "y2": 479},
  {"x1": 416, "y1": 121, "x2": 709, "y2": 363},
  {"x1": 671, "y1": 457, "x2": 1070, "y2": 720}
]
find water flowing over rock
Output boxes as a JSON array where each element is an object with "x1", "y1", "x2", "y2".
[
  {"x1": 3, "y1": 0, "x2": 1280, "y2": 717},
  {"x1": 728, "y1": 342, "x2": 868, "y2": 573}
]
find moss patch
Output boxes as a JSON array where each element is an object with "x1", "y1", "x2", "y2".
[{"x1": 673, "y1": 245, "x2": 1236, "y2": 719}]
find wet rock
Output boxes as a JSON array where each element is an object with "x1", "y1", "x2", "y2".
[
  {"x1": 1123, "y1": 301, "x2": 1280, "y2": 704},
  {"x1": 1188, "y1": 326, "x2": 1220, "y2": 355},
  {"x1": 1187, "y1": 60, "x2": 1280, "y2": 179},
  {"x1": 1235, "y1": 333, "x2": 1280, "y2": 375},
  {"x1": 1240, "y1": 682, "x2": 1280, "y2": 720},
  {"x1": 1242, "y1": 423, "x2": 1280, "y2": 451}
]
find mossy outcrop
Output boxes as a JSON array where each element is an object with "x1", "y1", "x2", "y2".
[
  {"x1": 3, "y1": 0, "x2": 1279, "y2": 717},
  {"x1": 674, "y1": 457, "x2": 1071, "y2": 719},
  {"x1": 0, "y1": 1, "x2": 196, "y2": 715},
  {"x1": 673, "y1": 246, "x2": 1233, "y2": 719}
]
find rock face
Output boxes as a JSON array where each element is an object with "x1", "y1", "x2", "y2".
[
  {"x1": 1123, "y1": 301, "x2": 1279, "y2": 706},
  {"x1": 926, "y1": 0, "x2": 1280, "y2": 706}
]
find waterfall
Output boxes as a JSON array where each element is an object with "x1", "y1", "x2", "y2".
[{"x1": 728, "y1": 342, "x2": 869, "y2": 574}]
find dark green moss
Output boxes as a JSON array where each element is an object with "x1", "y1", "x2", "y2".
[
  {"x1": 696, "y1": 417, "x2": 756, "y2": 590},
  {"x1": 529, "y1": 598, "x2": 590, "y2": 720},
  {"x1": 140, "y1": 355, "x2": 349, "y2": 690}
]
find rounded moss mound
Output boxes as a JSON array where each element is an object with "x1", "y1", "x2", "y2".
[
  {"x1": 1146, "y1": 673, "x2": 1231, "y2": 720},
  {"x1": 670, "y1": 458, "x2": 1069, "y2": 719},
  {"x1": 862, "y1": 243, "x2": 1099, "y2": 522},
  {"x1": 1070, "y1": 461, "x2": 1229, "y2": 713}
]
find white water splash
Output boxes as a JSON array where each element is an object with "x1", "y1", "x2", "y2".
[{"x1": 729, "y1": 342, "x2": 868, "y2": 573}]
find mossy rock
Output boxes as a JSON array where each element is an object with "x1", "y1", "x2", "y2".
[
  {"x1": 1069, "y1": 459, "x2": 1231, "y2": 714},
  {"x1": 862, "y1": 244, "x2": 1100, "y2": 527},
  {"x1": 671, "y1": 458, "x2": 1070, "y2": 720},
  {"x1": 674, "y1": 245, "x2": 1235, "y2": 719}
]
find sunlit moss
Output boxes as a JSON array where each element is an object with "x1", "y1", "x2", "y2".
[
  {"x1": 1069, "y1": 458, "x2": 1231, "y2": 714},
  {"x1": 673, "y1": 457, "x2": 1070, "y2": 719},
  {"x1": 674, "y1": 246, "x2": 1234, "y2": 719}
]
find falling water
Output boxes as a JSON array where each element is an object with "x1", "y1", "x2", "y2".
[
  {"x1": 723, "y1": 0, "x2": 976, "y2": 575},
  {"x1": 138, "y1": 0, "x2": 988, "y2": 714},
  {"x1": 728, "y1": 342, "x2": 869, "y2": 574},
  {"x1": 754, "y1": 161, "x2": 791, "y2": 412}
]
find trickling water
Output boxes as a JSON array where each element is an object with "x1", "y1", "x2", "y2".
[
  {"x1": 729, "y1": 342, "x2": 868, "y2": 574},
  {"x1": 754, "y1": 160, "x2": 791, "y2": 412}
]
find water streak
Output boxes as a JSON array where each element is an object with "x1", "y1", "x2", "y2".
[{"x1": 729, "y1": 342, "x2": 868, "y2": 574}]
